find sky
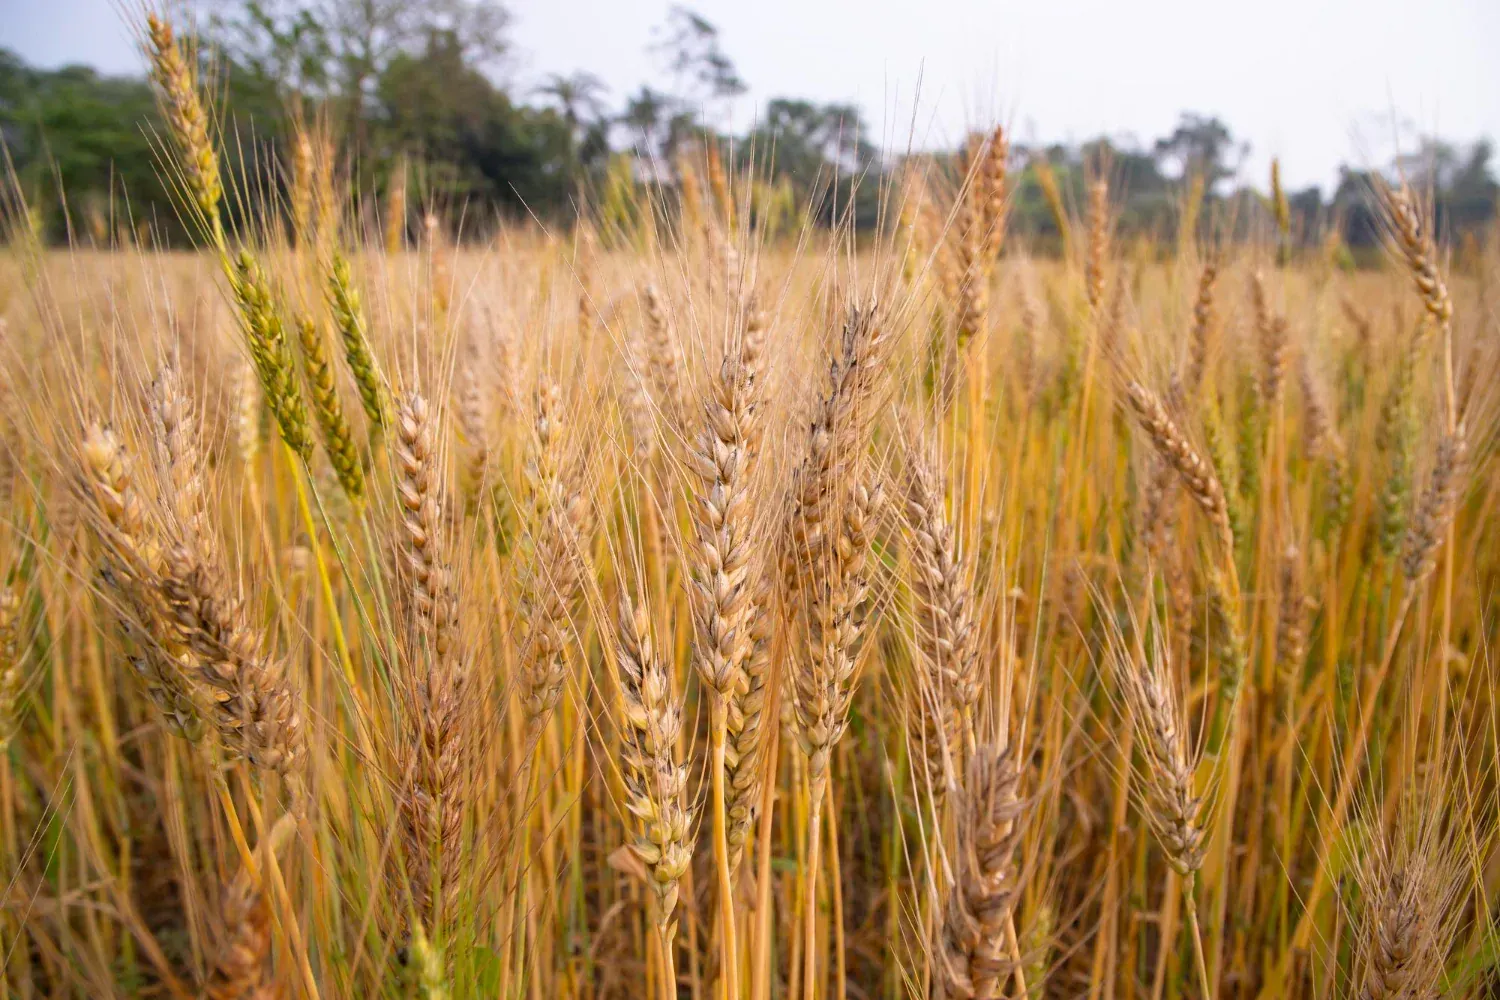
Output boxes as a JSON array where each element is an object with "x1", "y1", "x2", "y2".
[{"x1": 3, "y1": 0, "x2": 1498, "y2": 193}]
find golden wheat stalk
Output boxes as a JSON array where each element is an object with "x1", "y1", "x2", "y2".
[
  {"x1": 613, "y1": 590, "x2": 693, "y2": 999},
  {"x1": 78, "y1": 422, "x2": 204, "y2": 742},
  {"x1": 642, "y1": 284, "x2": 685, "y2": 427},
  {"x1": 1123, "y1": 380, "x2": 1234, "y2": 562},
  {"x1": 144, "y1": 14, "x2": 222, "y2": 239},
  {"x1": 1110, "y1": 623, "x2": 1212, "y2": 999},
  {"x1": 149, "y1": 364, "x2": 214, "y2": 555},
  {"x1": 516, "y1": 376, "x2": 589, "y2": 747},
  {"x1": 1084, "y1": 178, "x2": 1110, "y2": 315},
  {"x1": 391, "y1": 392, "x2": 470, "y2": 929},
  {"x1": 1400, "y1": 424, "x2": 1467, "y2": 586},
  {"x1": 0, "y1": 583, "x2": 24, "y2": 753},
  {"x1": 159, "y1": 540, "x2": 304, "y2": 775},
  {"x1": 1353, "y1": 801, "x2": 1465, "y2": 1000},
  {"x1": 902, "y1": 436, "x2": 979, "y2": 799},
  {"x1": 1183, "y1": 256, "x2": 1219, "y2": 394},
  {"x1": 936, "y1": 742, "x2": 1025, "y2": 1000}
]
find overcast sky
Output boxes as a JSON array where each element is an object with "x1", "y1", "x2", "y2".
[{"x1": 3, "y1": 0, "x2": 1497, "y2": 192}]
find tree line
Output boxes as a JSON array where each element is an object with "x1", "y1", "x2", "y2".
[{"x1": 1, "y1": 0, "x2": 1494, "y2": 250}]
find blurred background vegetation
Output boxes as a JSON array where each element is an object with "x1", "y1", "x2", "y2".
[{"x1": 2, "y1": 0, "x2": 1496, "y2": 252}]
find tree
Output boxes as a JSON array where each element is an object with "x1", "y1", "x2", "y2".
[
  {"x1": 208, "y1": 0, "x2": 512, "y2": 144},
  {"x1": 651, "y1": 6, "x2": 744, "y2": 122},
  {"x1": 1398, "y1": 138, "x2": 1499, "y2": 237},
  {"x1": 1330, "y1": 166, "x2": 1381, "y2": 249},
  {"x1": 1153, "y1": 113, "x2": 1247, "y2": 193},
  {"x1": 536, "y1": 72, "x2": 611, "y2": 175},
  {"x1": 621, "y1": 86, "x2": 672, "y2": 159},
  {"x1": 376, "y1": 29, "x2": 574, "y2": 217},
  {"x1": 0, "y1": 51, "x2": 172, "y2": 241},
  {"x1": 1442, "y1": 140, "x2": 1498, "y2": 234},
  {"x1": 747, "y1": 99, "x2": 879, "y2": 228},
  {"x1": 209, "y1": 0, "x2": 334, "y2": 100},
  {"x1": 535, "y1": 72, "x2": 608, "y2": 139}
]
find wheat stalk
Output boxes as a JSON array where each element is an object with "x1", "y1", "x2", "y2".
[
  {"x1": 1183, "y1": 257, "x2": 1219, "y2": 395},
  {"x1": 144, "y1": 14, "x2": 222, "y2": 238},
  {"x1": 159, "y1": 541, "x2": 304, "y2": 776},
  {"x1": 454, "y1": 338, "x2": 492, "y2": 511},
  {"x1": 725, "y1": 570, "x2": 773, "y2": 874},
  {"x1": 784, "y1": 300, "x2": 890, "y2": 1000},
  {"x1": 1353, "y1": 802, "x2": 1465, "y2": 1000},
  {"x1": 149, "y1": 364, "x2": 215, "y2": 554},
  {"x1": 517, "y1": 376, "x2": 589, "y2": 747},
  {"x1": 207, "y1": 814, "x2": 296, "y2": 1000},
  {"x1": 642, "y1": 284, "x2": 684, "y2": 427},
  {"x1": 1111, "y1": 623, "x2": 1212, "y2": 998},
  {"x1": 230, "y1": 251, "x2": 314, "y2": 459},
  {"x1": 0, "y1": 583, "x2": 23, "y2": 753},
  {"x1": 327, "y1": 251, "x2": 389, "y2": 439},
  {"x1": 1380, "y1": 184, "x2": 1453, "y2": 332},
  {"x1": 78, "y1": 423, "x2": 205, "y2": 742},
  {"x1": 391, "y1": 392, "x2": 470, "y2": 930},
  {"x1": 689, "y1": 319, "x2": 768, "y2": 993},
  {"x1": 1401, "y1": 424, "x2": 1467, "y2": 586},
  {"x1": 1250, "y1": 271, "x2": 1287, "y2": 407},
  {"x1": 902, "y1": 437, "x2": 979, "y2": 800},
  {"x1": 614, "y1": 591, "x2": 693, "y2": 998},
  {"x1": 937, "y1": 742, "x2": 1025, "y2": 1000},
  {"x1": 1122, "y1": 380, "x2": 1235, "y2": 562},
  {"x1": 1084, "y1": 179, "x2": 1110, "y2": 315},
  {"x1": 295, "y1": 316, "x2": 364, "y2": 503}
]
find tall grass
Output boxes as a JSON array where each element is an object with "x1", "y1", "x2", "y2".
[{"x1": 0, "y1": 13, "x2": 1498, "y2": 999}]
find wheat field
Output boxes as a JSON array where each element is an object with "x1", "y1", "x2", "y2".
[{"x1": 0, "y1": 12, "x2": 1498, "y2": 1000}]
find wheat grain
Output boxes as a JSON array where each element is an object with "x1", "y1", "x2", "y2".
[
  {"x1": 296, "y1": 316, "x2": 364, "y2": 502},
  {"x1": 144, "y1": 15, "x2": 222, "y2": 235},
  {"x1": 937, "y1": 742, "x2": 1025, "y2": 999},
  {"x1": 230, "y1": 252, "x2": 313, "y2": 458},
  {"x1": 902, "y1": 438, "x2": 978, "y2": 798},
  {"x1": 1123, "y1": 380, "x2": 1234, "y2": 561},
  {"x1": 615, "y1": 592, "x2": 693, "y2": 931},
  {"x1": 327, "y1": 251, "x2": 389, "y2": 437},
  {"x1": 1401, "y1": 425, "x2": 1467, "y2": 585}
]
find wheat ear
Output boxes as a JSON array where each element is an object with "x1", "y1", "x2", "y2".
[
  {"x1": 1084, "y1": 178, "x2": 1110, "y2": 315},
  {"x1": 391, "y1": 392, "x2": 469, "y2": 929},
  {"x1": 296, "y1": 316, "x2": 364, "y2": 502},
  {"x1": 937, "y1": 742, "x2": 1025, "y2": 1000},
  {"x1": 144, "y1": 14, "x2": 222, "y2": 237},
  {"x1": 1183, "y1": 256, "x2": 1219, "y2": 395},
  {"x1": 0, "y1": 583, "x2": 24, "y2": 753},
  {"x1": 517, "y1": 377, "x2": 589, "y2": 747},
  {"x1": 785, "y1": 301, "x2": 890, "y2": 1000},
  {"x1": 326, "y1": 250, "x2": 389, "y2": 439},
  {"x1": 159, "y1": 541, "x2": 304, "y2": 775},
  {"x1": 614, "y1": 591, "x2": 693, "y2": 999},
  {"x1": 207, "y1": 814, "x2": 295, "y2": 1000},
  {"x1": 1401, "y1": 425, "x2": 1467, "y2": 586},
  {"x1": 78, "y1": 423, "x2": 203, "y2": 742},
  {"x1": 149, "y1": 364, "x2": 214, "y2": 555},
  {"x1": 1111, "y1": 627, "x2": 1212, "y2": 998},
  {"x1": 229, "y1": 251, "x2": 314, "y2": 459},
  {"x1": 1123, "y1": 380, "x2": 1234, "y2": 562},
  {"x1": 902, "y1": 438, "x2": 979, "y2": 800},
  {"x1": 1354, "y1": 804, "x2": 1464, "y2": 1000}
]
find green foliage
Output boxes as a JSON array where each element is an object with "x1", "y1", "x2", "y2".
[
  {"x1": 0, "y1": 52, "x2": 168, "y2": 242},
  {"x1": 743, "y1": 100, "x2": 881, "y2": 230},
  {"x1": 375, "y1": 30, "x2": 578, "y2": 217}
]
